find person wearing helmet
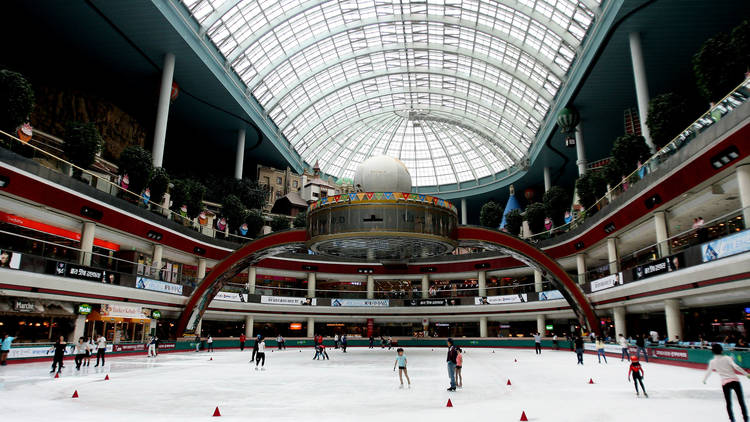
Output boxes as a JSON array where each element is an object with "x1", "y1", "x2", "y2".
[
  {"x1": 704, "y1": 343, "x2": 749, "y2": 422},
  {"x1": 628, "y1": 356, "x2": 647, "y2": 397}
]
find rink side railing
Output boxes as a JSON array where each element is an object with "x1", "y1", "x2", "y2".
[{"x1": 6, "y1": 338, "x2": 750, "y2": 369}]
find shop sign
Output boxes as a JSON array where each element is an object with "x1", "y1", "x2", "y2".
[
  {"x1": 406, "y1": 299, "x2": 449, "y2": 306},
  {"x1": 289, "y1": 323, "x2": 303, "y2": 330},
  {"x1": 590, "y1": 273, "x2": 623, "y2": 292},
  {"x1": 545, "y1": 324, "x2": 554, "y2": 330},
  {"x1": 63, "y1": 263, "x2": 105, "y2": 282},
  {"x1": 701, "y1": 230, "x2": 750, "y2": 262},
  {"x1": 213, "y1": 291, "x2": 248, "y2": 302},
  {"x1": 151, "y1": 310, "x2": 161, "y2": 319},
  {"x1": 632, "y1": 253, "x2": 684, "y2": 281},
  {"x1": 330, "y1": 298, "x2": 389, "y2": 307},
  {"x1": 101, "y1": 304, "x2": 149, "y2": 319},
  {"x1": 14, "y1": 300, "x2": 35, "y2": 312},
  {"x1": 136, "y1": 277, "x2": 183, "y2": 295},
  {"x1": 77, "y1": 304, "x2": 92, "y2": 315},
  {"x1": 538, "y1": 290, "x2": 564, "y2": 301},
  {"x1": 260, "y1": 296, "x2": 317, "y2": 306},
  {"x1": 474, "y1": 294, "x2": 528, "y2": 305}
]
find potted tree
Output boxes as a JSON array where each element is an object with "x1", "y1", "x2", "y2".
[
  {"x1": 479, "y1": 200, "x2": 503, "y2": 228},
  {"x1": 63, "y1": 121, "x2": 103, "y2": 180}
]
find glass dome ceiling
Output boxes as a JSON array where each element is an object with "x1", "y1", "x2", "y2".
[{"x1": 183, "y1": 0, "x2": 602, "y2": 187}]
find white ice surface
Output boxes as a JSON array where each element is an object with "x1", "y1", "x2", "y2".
[{"x1": 0, "y1": 347, "x2": 746, "y2": 421}]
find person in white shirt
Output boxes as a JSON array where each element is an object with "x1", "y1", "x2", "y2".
[
  {"x1": 207, "y1": 335, "x2": 214, "y2": 352},
  {"x1": 95, "y1": 334, "x2": 107, "y2": 367},
  {"x1": 74, "y1": 338, "x2": 87, "y2": 370},
  {"x1": 533, "y1": 332, "x2": 542, "y2": 354},
  {"x1": 619, "y1": 334, "x2": 631, "y2": 361},
  {"x1": 255, "y1": 337, "x2": 266, "y2": 370},
  {"x1": 703, "y1": 344, "x2": 750, "y2": 422}
]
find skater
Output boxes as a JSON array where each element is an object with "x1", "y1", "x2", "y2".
[
  {"x1": 147, "y1": 336, "x2": 157, "y2": 357},
  {"x1": 446, "y1": 338, "x2": 458, "y2": 391},
  {"x1": 277, "y1": 334, "x2": 285, "y2": 350},
  {"x1": 313, "y1": 344, "x2": 321, "y2": 360},
  {"x1": 239, "y1": 333, "x2": 246, "y2": 351},
  {"x1": 619, "y1": 334, "x2": 630, "y2": 361},
  {"x1": 387, "y1": 336, "x2": 393, "y2": 350},
  {"x1": 252, "y1": 334, "x2": 260, "y2": 362},
  {"x1": 206, "y1": 334, "x2": 214, "y2": 352},
  {"x1": 334, "y1": 333, "x2": 340, "y2": 349},
  {"x1": 95, "y1": 333, "x2": 107, "y2": 367},
  {"x1": 596, "y1": 337, "x2": 608, "y2": 364},
  {"x1": 703, "y1": 343, "x2": 749, "y2": 422},
  {"x1": 319, "y1": 344, "x2": 330, "y2": 360},
  {"x1": 628, "y1": 356, "x2": 648, "y2": 397},
  {"x1": 575, "y1": 335, "x2": 584, "y2": 365},
  {"x1": 455, "y1": 347, "x2": 463, "y2": 388},
  {"x1": 635, "y1": 334, "x2": 648, "y2": 362},
  {"x1": 533, "y1": 332, "x2": 542, "y2": 354},
  {"x1": 84, "y1": 337, "x2": 94, "y2": 366},
  {"x1": 393, "y1": 348, "x2": 411, "y2": 388},
  {"x1": 553, "y1": 333, "x2": 559, "y2": 350},
  {"x1": 195, "y1": 334, "x2": 201, "y2": 352},
  {"x1": 74, "y1": 337, "x2": 87, "y2": 370},
  {"x1": 341, "y1": 334, "x2": 347, "y2": 352},
  {"x1": 49, "y1": 336, "x2": 66, "y2": 373},
  {"x1": 255, "y1": 337, "x2": 266, "y2": 370},
  {"x1": 0, "y1": 333, "x2": 15, "y2": 365},
  {"x1": 369, "y1": 336, "x2": 374, "y2": 349}
]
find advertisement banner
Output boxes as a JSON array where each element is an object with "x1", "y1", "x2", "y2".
[
  {"x1": 583, "y1": 342, "x2": 623, "y2": 354},
  {"x1": 590, "y1": 273, "x2": 623, "y2": 292},
  {"x1": 8, "y1": 344, "x2": 113, "y2": 359},
  {"x1": 0, "y1": 249, "x2": 21, "y2": 269},
  {"x1": 405, "y1": 298, "x2": 451, "y2": 306},
  {"x1": 649, "y1": 347, "x2": 688, "y2": 360},
  {"x1": 260, "y1": 296, "x2": 317, "y2": 306},
  {"x1": 475, "y1": 294, "x2": 528, "y2": 305},
  {"x1": 331, "y1": 298, "x2": 389, "y2": 307},
  {"x1": 55, "y1": 262, "x2": 106, "y2": 282},
  {"x1": 701, "y1": 230, "x2": 750, "y2": 262},
  {"x1": 212, "y1": 291, "x2": 248, "y2": 302},
  {"x1": 538, "y1": 290, "x2": 564, "y2": 301},
  {"x1": 100, "y1": 304, "x2": 150, "y2": 319},
  {"x1": 136, "y1": 277, "x2": 184, "y2": 295},
  {"x1": 632, "y1": 253, "x2": 684, "y2": 281}
]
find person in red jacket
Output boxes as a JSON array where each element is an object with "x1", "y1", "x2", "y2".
[
  {"x1": 628, "y1": 356, "x2": 648, "y2": 397},
  {"x1": 239, "y1": 333, "x2": 246, "y2": 351}
]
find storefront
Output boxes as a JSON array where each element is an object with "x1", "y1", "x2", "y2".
[
  {"x1": 0, "y1": 297, "x2": 77, "y2": 342},
  {"x1": 84, "y1": 304, "x2": 153, "y2": 343}
]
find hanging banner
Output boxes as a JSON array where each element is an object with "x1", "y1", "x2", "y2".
[
  {"x1": 56, "y1": 262, "x2": 106, "y2": 282},
  {"x1": 260, "y1": 296, "x2": 317, "y2": 306},
  {"x1": 331, "y1": 298, "x2": 389, "y2": 307},
  {"x1": 590, "y1": 273, "x2": 623, "y2": 292},
  {"x1": 213, "y1": 291, "x2": 248, "y2": 302},
  {"x1": 538, "y1": 290, "x2": 564, "y2": 301},
  {"x1": 136, "y1": 277, "x2": 183, "y2": 295},
  {"x1": 632, "y1": 253, "x2": 684, "y2": 281},
  {"x1": 475, "y1": 293, "x2": 527, "y2": 305},
  {"x1": 406, "y1": 298, "x2": 451, "y2": 306},
  {"x1": 701, "y1": 230, "x2": 750, "y2": 262}
]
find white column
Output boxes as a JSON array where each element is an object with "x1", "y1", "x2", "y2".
[
  {"x1": 307, "y1": 272, "x2": 316, "y2": 297},
  {"x1": 613, "y1": 306, "x2": 627, "y2": 338},
  {"x1": 152, "y1": 52, "x2": 176, "y2": 168},
  {"x1": 197, "y1": 258, "x2": 206, "y2": 279},
  {"x1": 629, "y1": 32, "x2": 655, "y2": 153},
  {"x1": 307, "y1": 317, "x2": 315, "y2": 338},
  {"x1": 534, "y1": 270, "x2": 543, "y2": 293},
  {"x1": 244, "y1": 315, "x2": 254, "y2": 338},
  {"x1": 460, "y1": 198, "x2": 468, "y2": 225},
  {"x1": 575, "y1": 123, "x2": 587, "y2": 176},
  {"x1": 654, "y1": 211, "x2": 670, "y2": 257},
  {"x1": 607, "y1": 237, "x2": 619, "y2": 275},
  {"x1": 536, "y1": 314, "x2": 546, "y2": 335},
  {"x1": 477, "y1": 271, "x2": 486, "y2": 297},
  {"x1": 664, "y1": 299, "x2": 682, "y2": 341},
  {"x1": 366, "y1": 275, "x2": 375, "y2": 299},
  {"x1": 576, "y1": 253, "x2": 587, "y2": 285},
  {"x1": 152, "y1": 244, "x2": 163, "y2": 279},
  {"x1": 737, "y1": 164, "x2": 750, "y2": 227},
  {"x1": 421, "y1": 274, "x2": 429, "y2": 299},
  {"x1": 79, "y1": 221, "x2": 95, "y2": 266},
  {"x1": 69, "y1": 315, "x2": 86, "y2": 342},
  {"x1": 234, "y1": 128, "x2": 246, "y2": 180},
  {"x1": 543, "y1": 167, "x2": 552, "y2": 192},
  {"x1": 480, "y1": 317, "x2": 488, "y2": 338},
  {"x1": 247, "y1": 267, "x2": 256, "y2": 294}
]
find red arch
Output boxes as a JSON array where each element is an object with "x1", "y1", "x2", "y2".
[{"x1": 176, "y1": 227, "x2": 599, "y2": 336}]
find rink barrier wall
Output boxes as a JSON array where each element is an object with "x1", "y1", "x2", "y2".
[{"x1": 6, "y1": 339, "x2": 749, "y2": 369}]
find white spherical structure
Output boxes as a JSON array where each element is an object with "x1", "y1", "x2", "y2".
[{"x1": 354, "y1": 155, "x2": 412, "y2": 192}]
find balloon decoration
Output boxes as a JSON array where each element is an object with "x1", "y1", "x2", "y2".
[
  {"x1": 170, "y1": 82, "x2": 179, "y2": 102},
  {"x1": 524, "y1": 188, "x2": 535, "y2": 201},
  {"x1": 557, "y1": 107, "x2": 580, "y2": 134}
]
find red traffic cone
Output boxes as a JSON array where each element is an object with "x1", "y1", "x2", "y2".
[
  {"x1": 210, "y1": 357, "x2": 213, "y2": 361},
  {"x1": 104, "y1": 374, "x2": 110, "y2": 381},
  {"x1": 54, "y1": 372, "x2": 60, "y2": 379},
  {"x1": 520, "y1": 411, "x2": 529, "y2": 421},
  {"x1": 514, "y1": 358, "x2": 517, "y2": 363},
  {"x1": 507, "y1": 379, "x2": 512, "y2": 386},
  {"x1": 446, "y1": 399, "x2": 453, "y2": 407},
  {"x1": 72, "y1": 390, "x2": 79, "y2": 398},
  {"x1": 589, "y1": 378, "x2": 595, "y2": 384},
  {"x1": 213, "y1": 406, "x2": 221, "y2": 417},
  {"x1": 492, "y1": 350, "x2": 495, "y2": 353}
]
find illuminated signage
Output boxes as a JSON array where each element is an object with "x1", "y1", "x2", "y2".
[
  {"x1": 289, "y1": 323, "x2": 303, "y2": 330},
  {"x1": 77, "y1": 304, "x2": 92, "y2": 315}
]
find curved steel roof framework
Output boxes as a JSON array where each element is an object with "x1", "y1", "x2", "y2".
[{"x1": 184, "y1": 0, "x2": 601, "y2": 187}]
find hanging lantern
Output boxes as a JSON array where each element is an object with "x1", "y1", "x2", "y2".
[
  {"x1": 557, "y1": 107, "x2": 580, "y2": 134},
  {"x1": 170, "y1": 82, "x2": 179, "y2": 102},
  {"x1": 524, "y1": 188, "x2": 535, "y2": 201}
]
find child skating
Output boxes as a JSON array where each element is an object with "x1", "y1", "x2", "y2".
[
  {"x1": 393, "y1": 348, "x2": 411, "y2": 388},
  {"x1": 628, "y1": 356, "x2": 648, "y2": 397},
  {"x1": 455, "y1": 347, "x2": 463, "y2": 388}
]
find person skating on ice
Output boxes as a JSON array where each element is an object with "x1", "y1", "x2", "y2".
[
  {"x1": 446, "y1": 338, "x2": 458, "y2": 391},
  {"x1": 48, "y1": 336, "x2": 66, "y2": 373},
  {"x1": 341, "y1": 334, "x2": 347, "y2": 352},
  {"x1": 533, "y1": 332, "x2": 542, "y2": 354},
  {"x1": 73, "y1": 337, "x2": 86, "y2": 370},
  {"x1": 628, "y1": 356, "x2": 647, "y2": 397},
  {"x1": 596, "y1": 337, "x2": 607, "y2": 364},
  {"x1": 84, "y1": 337, "x2": 94, "y2": 366},
  {"x1": 319, "y1": 344, "x2": 330, "y2": 360},
  {"x1": 195, "y1": 334, "x2": 201, "y2": 352},
  {"x1": 95, "y1": 333, "x2": 107, "y2": 367},
  {"x1": 393, "y1": 348, "x2": 411, "y2": 388},
  {"x1": 255, "y1": 337, "x2": 266, "y2": 370},
  {"x1": 239, "y1": 333, "x2": 246, "y2": 351},
  {"x1": 206, "y1": 334, "x2": 214, "y2": 352},
  {"x1": 619, "y1": 334, "x2": 630, "y2": 362},
  {"x1": 147, "y1": 336, "x2": 157, "y2": 357},
  {"x1": 455, "y1": 347, "x2": 464, "y2": 388},
  {"x1": 703, "y1": 343, "x2": 749, "y2": 422},
  {"x1": 575, "y1": 335, "x2": 584, "y2": 365},
  {"x1": 251, "y1": 334, "x2": 260, "y2": 362}
]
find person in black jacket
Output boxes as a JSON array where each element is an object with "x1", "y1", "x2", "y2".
[
  {"x1": 251, "y1": 334, "x2": 260, "y2": 362},
  {"x1": 446, "y1": 338, "x2": 458, "y2": 391},
  {"x1": 575, "y1": 336, "x2": 584, "y2": 365},
  {"x1": 636, "y1": 334, "x2": 649, "y2": 362},
  {"x1": 48, "y1": 336, "x2": 66, "y2": 373}
]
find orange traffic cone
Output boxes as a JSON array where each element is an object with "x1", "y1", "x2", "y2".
[
  {"x1": 72, "y1": 390, "x2": 79, "y2": 398},
  {"x1": 507, "y1": 379, "x2": 512, "y2": 386},
  {"x1": 104, "y1": 374, "x2": 110, "y2": 381},
  {"x1": 446, "y1": 399, "x2": 453, "y2": 407},
  {"x1": 520, "y1": 411, "x2": 529, "y2": 421},
  {"x1": 54, "y1": 372, "x2": 60, "y2": 379},
  {"x1": 589, "y1": 378, "x2": 595, "y2": 384},
  {"x1": 213, "y1": 406, "x2": 221, "y2": 417}
]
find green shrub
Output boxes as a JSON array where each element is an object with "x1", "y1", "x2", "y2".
[
  {"x1": 647, "y1": 93, "x2": 696, "y2": 149},
  {"x1": 693, "y1": 32, "x2": 743, "y2": 102},
  {"x1": 293, "y1": 210, "x2": 307, "y2": 228},
  {"x1": 221, "y1": 194, "x2": 247, "y2": 233},
  {"x1": 542, "y1": 186, "x2": 570, "y2": 226},
  {"x1": 203, "y1": 176, "x2": 269, "y2": 210},
  {"x1": 0, "y1": 69, "x2": 34, "y2": 133},
  {"x1": 149, "y1": 167, "x2": 170, "y2": 205},
  {"x1": 503, "y1": 209, "x2": 523, "y2": 236},
  {"x1": 479, "y1": 200, "x2": 503, "y2": 228},
  {"x1": 270, "y1": 215, "x2": 290, "y2": 232},
  {"x1": 524, "y1": 202, "x2": 547, "y2": 234},
  {"x1": 63, "y1": 121, "x2": 103, "y2": 178},
  {"x1": 610, "y1": 134, "x2": 651, "y2": 176},
  {"x1": 170, "y1": 178, "x2": 206, "y2": 219},
  {"x1": 244, "y1": 209, "x2": 265, "y2": 238},
  {"x1": 118, "y1": 145, "x2": 153, "y2": 194},
  {"x1": 732, "y1": 20, "x2": 750, "y2": 75}
]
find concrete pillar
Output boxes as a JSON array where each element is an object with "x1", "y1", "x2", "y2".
[
  {"x1": 534, "y1": 270, "x2": 543, "y2": 293},
  {"x1": 543, "y1": 167, "x2": 551, "y2": 192},
  {"x1": 197, "y1": 258, "x2": 207, "y2": 279},
  {"x1": 480, "y1": 316, "x2": 488, "y2": 338},
  {"x1": 654, "y1": 211, "x2": 670, "y2": 257},
  {"x1": 576, "y1": 253, "x2": 586, "y2": 285},
  {"x1": 244, "y1": 315, "x2": 254, "y2": 338},
  {"x1": 307, "y1": 272, "x2": 316, "y2": 297},
  {"x1": 575, "y1": 123, "x2": 587, "y2": 176},
  {"x1": 477, "y1": 271, "x2": 486, "y2": 297},
  {"x1": 629, "y1": 32, "x2": 655, "y2": 153},
  {"x1": 664, "y1": 299, "x2": 682, "y2": 341},
  {"x1": 536, "y1": 314, "x2": 546, "y2": 336},
  {"x1": 737, "y1": 164, "x2": 750, "y2": 228},
  {"x1": 234, "y1": 128, "x2": 245, "y2": 180},
  {"x1": 152, "y1": 52, "x2": 176, "y2": 168},
  {"x1": 69, "y1": 315, "x2": 86, "y2": 342},
  {"x1": 366, "y1": 275, "x2": 375, "y2": 299},
  {"x1": 613, "y1": 306, "x2": 627, "y2": 338},
  {"x1": 79, "y1": 222, "x2": 95, "y2": 266},
  {"x1": 152, "y1": 244, "x2": 163, "y2": 279},
  {"x1": 421, "y1": 274, "x2": 429, "y2": 299},
  {"x1": 607, "y1": 237, "x2": 619, "y2": 275},
  {"x1": 307, "y1": 317, "x2": 315, "y2": 338},
  {"x1": 460, "y1": 198, "x2": 468, "y2": 225},
  {"x1": 247, "y1": 267, "x2": 256, "y2": 294}
]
